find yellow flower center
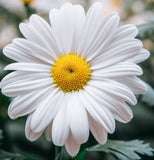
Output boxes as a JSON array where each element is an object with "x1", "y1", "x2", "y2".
[
  {"x1": 22, "y1": 0, "x2": 35, "y2": 4},
  {"x1": 111, "y1": 0, "x2": 121, "y2": 8},
  {"x1": 51, "y1": 53, "x2": 91, "y2": 92}
]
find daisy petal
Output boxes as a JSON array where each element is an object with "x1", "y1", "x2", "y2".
[
  {"x1": 65, "y1": 132, "x2": 80, "y2": 157},
  {"x1": 1, "y1": 71, "x2": 50, "y2": 89},
  {"x1": 127, "y1": 48, "x2": 150, "y2": 63},
  {"x1": 85, "y1": 14, "x2": 120, "y2": 61},
  {"x1": 19, "y1": 15, "x2": 57, "y2": 55},
  {"x1": 4, "y1": 63, "x2": 52, "y2": 72},
  {"x1": 105, "y1": 101, "x2": 133, "y2": 123},
  {"x1": 2, "y1": 77, "x2": 52, "y2": 97},
  {"x1": 5, "y1": 38, "x2": 57, "y2": 64},
  {"x1": 86, "y1": 85, "x2": 133, "y2": 123},
  {"x1": 25, "y1": 114, "x2": 44, "y2": 141},
  {"x1": 45, "y1": 122, "x2": 52, "y2": 141},
  {"x1": 78, "y1": 2, "x2": 104, "y2": 56},
  {"x1": 52, "y1": 94, "x2": 69, "y2": 146},
  {"x1": 3, "y1": 44, "x2": 42, "y2": 64},
  {"x1": 113, "y1": 24, "x2": 138, "y2": 40},
  {"x1": 88, "y1": 114, "x2": 107, "y2": 144},
  {"x1": 8, "y1": 86, "x2": 52, "y2": 119},
  {"x1": 72, "y1": 5, "x2": 86, "y2": 53},
  {"x1": 68, "y1": 92, "x2": 89, "y2": 144},
  {"x1": 49, "y1": 8, "x2": 59, "y2": 26},
  {"x1": 112, "y1": 76, "x2": 147, "y2": 94},
  {"x1": 79, "y1": 90, "x2": 115, "y2": 133},
  {"x1": 30, "y1": 89, "x2": 64, "y2": 133},
  {"x1": 50, "y1": 3, "x2": 85, "y2": 54},
  {"x1": 88, "y1": 79, "x2": 137, "y2": 105},
  {"x1": 91, "y1": 62, "x2": 143, "y2": 77},
  {"x1": 90, "y1": 39, "x2": 143, "y2": 69}
]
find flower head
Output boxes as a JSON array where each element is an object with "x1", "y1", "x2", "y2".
[{"x1": 0, "y1": 3, "x2": 150, "y2": 156}]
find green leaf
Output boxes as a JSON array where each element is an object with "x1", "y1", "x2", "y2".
[
  {"x1": 86, "y1": 140, "x2": 154, "y2": 160},
  {"x1": 140, "y1": 83, "x2": 154, "y2": 106},
  {"x1": 73, "y1": 151, "x2": 86, "y2": 160},
  {"x1": 0, "y1": 150, "x2": 36, "y2": 160}
]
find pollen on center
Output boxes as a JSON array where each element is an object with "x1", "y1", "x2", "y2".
[{"x1": 51, "y1": 53, "x2": 91, "y2": 92}]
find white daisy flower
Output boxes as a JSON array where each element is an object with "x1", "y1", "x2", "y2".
[{"x1": 0, "y1": 3, "x2": 150, "y2": 157}]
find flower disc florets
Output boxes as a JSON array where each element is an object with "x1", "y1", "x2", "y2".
[{"x1": 51, "y1": 53, "x2": 91, "y2": 92}]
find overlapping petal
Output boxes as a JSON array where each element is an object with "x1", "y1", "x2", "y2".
[
  {"x1": 91, "y1": 62, "x2": 143, "y2": 78},
  {"x1": 79, "y1": 89, "x2": 115, "y2": 133},
  {"x1": 90, "y1": 39, "x2": 143, "y2": 69},
  {"x1": 85, "y1": 85, "x2": 133, "y2": 123},
  {"x1": 19, "y1": 14, "x2": 58, "y2": 56},
  {"x1": 25, "y1": 114, "x2": 44, "y2": 141},
  {"x1": 49, "y1": 3, "x2": 85, "y2": 55},
  {"x1": 2, "y1": 76, "x2": 52, "y2": 97},
  {"x1": 4, "y1": 63, "x2": 52, "y2": 72},
  {"x1": 52, "y1": 94, "x2": 69, "y2": 146},
  {"x1": 3, "y1": 38, "x2": 56, "y2": 65},
  {"x1": 112, "y1": 76, "x2": 147, "y2": 94},
  {"x1": 83, "y1": 14, "x2": 120, "y2": 61},
  {"x1": 30, "y1": 88, "x2": 64, "y2": 133},
  {"x1": 65, "y1": 132, "x2": 80, "y2": 157},
  {"x1": 88, "y1": 79, "x2": 137, "y2": 105},
  {"x1": 8, "y1": 86, "x2": 53, "y2": 119},
  {"x1": 88, "y1": 114, "x2": 108, "y2": 144},
  {"x1": 77, "y1": 2, "x2": 104, "y2": 56},
  {"x1": 67, "y1": 92, "x2": 89, "y2": 144}
]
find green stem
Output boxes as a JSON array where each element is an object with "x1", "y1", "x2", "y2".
[
  {"x1": 24, "y1": 3, "x2": 36, "y2": 18},
  {"x1": 55, "y1": 146, "x2": 60, "y2": 160},
  {"x1": 24, "y1": 3, "x2": 31, "y2": 18}
]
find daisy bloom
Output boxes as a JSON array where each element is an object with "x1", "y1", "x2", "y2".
[{"x1": 0, "y1": 2, "x2": 150, "y2": 157}]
